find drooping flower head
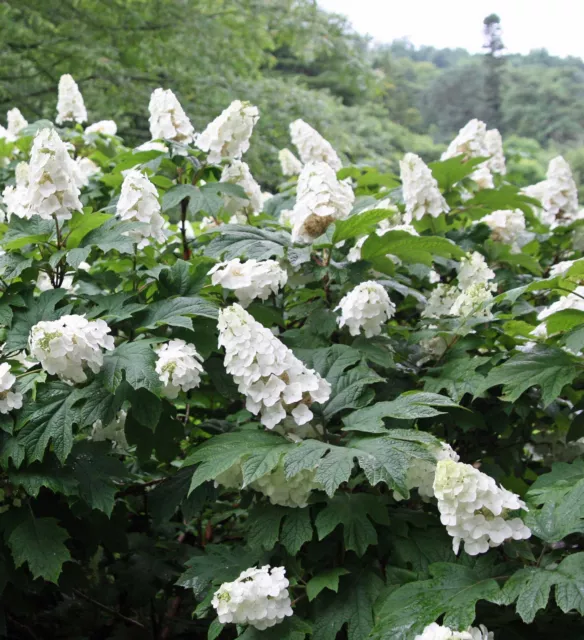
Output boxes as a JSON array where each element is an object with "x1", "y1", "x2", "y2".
[
  {"x1": 75, "y1": 157, "x2": 100, "y2": 187},
  {"x1": 289, "y1": 161, "x2": 354, "y2": 243},
  {"x1": 29, "y1": 315, "x2": 114, "y2": 383},
  {"x1": 6, "y1": 108, "x2": 28, "y2": 138},
  {"x1": 433, "y1": 459, "x2": 531, "y2": 555},
  {"x1": 196, "y1": 100, "x2": 259, "y2": 164},
  {"x1": 25, "y1": 127, "x2": 83, "y2": 221},
  {"x1": 336, "y1": 281, "x2": 396, "y2": 337},
  {"x1": 2, "y1": 162, "x2": 30, "y2": 219},
  {"x1": 116, "y1": 169, "x2": 165, "y2": 248},
  {"x1": 148, "y1": 88, "x2": 194, "y2": 144},
  {"x1": 85, "y1": 120, "x2": 117, "y2": 136},
  {"x1": 56, "y1": 74, "x2": 87, "y2": 124},
  {"x1": 212, "y1": 565, "x2": 293, "y2": 630},
  {"x1": 209, "y1": 259, "x2": 287, "y2": 307},
  {"x1": 457, "y1": 252, "x2": 495, "y2": 290},
  {"x1": 400, "y1": 152, "x2": 449, "y2": 222},
  {"x1": 155, "y1": 339, "x2": 204, "y2": 399},
  {"x1": 415, "y1": 622, "x2": 494, "y2": 640},
  {"x1": 218, "y1": 304, "x2": 331, "y2": 429},
  {"x1": 278, "y1": 148, "x2": 303, "y2": 176},
  {"x1": 220, "y1": 160, "x2": 263, "y2": 217},
  {"x1": 0, "y1": 363, "x2": 23, "y2": 414},
  {"x1": 485, "y1": 128, "x2": 506, "y2": 175},
  {"x1": 290, "y1": 119, "x2": 342, "y2": 171},
  {"x1": 480, "y1": 208, "x2": 525, "y2": 249},
  {"x1": 442, "y1": 119, "x2": 489, "y2": 161},
  {"x1": 92, "y1": 410, "x2": 128, "y2": 451}
]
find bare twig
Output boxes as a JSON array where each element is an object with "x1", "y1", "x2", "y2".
[{"x1": 72, "y1": 588, "x2": 146, "y2": 629}]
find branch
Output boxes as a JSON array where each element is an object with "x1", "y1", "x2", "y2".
[{"x1": 72, "y1": 588, "x2": 146, "y2": 629}]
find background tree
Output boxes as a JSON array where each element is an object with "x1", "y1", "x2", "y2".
[{"x1": 482, "y1": 13, "x2": 505, "y2": 130}]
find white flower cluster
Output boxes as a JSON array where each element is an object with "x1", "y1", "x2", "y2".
[
  {"x1": 278, "y1": 148, "x2": 303, "y2": 176},
  {"x1": 415, "y1": 622, "x2": 493, "y2": 640},
  {"x1": 289, "y1": 161, "x2": 354, "y2": 243},
  {"x1": 148, "y1": 88, "x2": 194, "y2": 144},
  {"x1": 395, "y1": 442, "x2": 459, "y2": 502},
  {"x1": 29, "y1": 315, "x2": 114, "y2": 383},
  {"x1": 2, "y1": 162, "x2": 29, "y2": 219},
  {"x1": 212, "y1": 565, "x2": 293, "y2": 630},
  {"x1": 218, "y1": 304, "x2": 331, "y2": 429},
  {"x1": 137, "y1": 140, "x2": 168, "y2": 153},
  {"x1": 92, "y1": 410, "x2": 128, "y2": 451},
  {"x1": 457, "y1": 251, "x2": 496, "y2": 290},
  {"x1": 7, "y1": 108, "x2": 28, "y2": 139},
  {"x1": 549, "y1": 259, "x2": 576, "y2": 278},
  {"x1": 220, "y1": 160, "x2": 263, "y2": 217},
  {"x1": 347, "y1": 208, "x2": 417, "y2": 263},
  {"x1": 523, "y1": 156, "x2": 579, "y2": 227},
  {"x1": 56, "y1": 74, "x2": 87, "y2": 124},
  {"x1": 441, "y1": 119, "x2": 503, "y2": 190},
  {"x1": 336, "y1": 281, "x2": 395, "y2": 337},
  {"x1": 442, "y1": 119, "x2": 489, "y2": 162},
  {"x1": 75, "y1": 156, "x2": 100, "y2": 187},
  {"x1": 400, "y1": 152, "x2": 449, "y2": 222},
  {"x1": 24, "y1": 128, "x2": 83, "y2": 221},
  {"x1": 0, "y1": 363, "x2": 23, "y2": 414},
  {"x1": 423, "y1": 252, "x2": 495, "y2": 320},
  {"x1": 250, "y1": 463, "x2": 322, "y2": 508},
  {"x1": 290, "y1": 119, "x2": 342, "y2": 171},
  {"x1": 485, "y1": 128, "x2": 506, "y2": 175},
  {"x1": 196, "y1": 100, "x2": 259, "y2": 164},
  {"x1": 85, "y1": 120, "x2": 117, "y2": 136},
  {"x1": 433, "y1": 459, "x2": 531, "y2": 555},
  {"x1": 480, "y1": 208, "x2": 526, "y2": 251},
  {"x1": 116, "y1": 169, "x2": 165, "y2": 248},
  {"x1": 530, "y1": 285, "x2": 584, "y2": 340},
  {"x1": 155, "y1": 339, "x2": 204, "y2": 399},
  {"x1": 209, "y1": 259, "x2": 287, "y2": 307}
]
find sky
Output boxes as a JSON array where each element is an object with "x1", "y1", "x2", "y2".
[{"x1": 317, "y1": 0, "x2": 584, "y2": 59}]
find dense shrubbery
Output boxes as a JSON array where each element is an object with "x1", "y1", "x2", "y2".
[{"x1": 0, "y1": 76, "x2": 583, "y2": 640}]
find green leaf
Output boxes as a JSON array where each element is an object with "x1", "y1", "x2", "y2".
[
  {"x1": 139, "y1": 295, "x2": 218, "y2": 330},
  {"x1": 342, "y1": 392, "x2": 460, "y2": 433},
  {"x1": 247, "y1": 504, "x2": 287, "y2": 551},
  {"x1": 500, "y1": 553, "x2": 584, "y2": 623},
  {"x1": 306, "y1": 568, "x2": 350, "y2": 601},
  {"x1": 428, "y1": 156, "x2": 487, "y2": 192},
  {"x1": 479, "y1": 345, "x2": 581, "y2": 407},
  {"x1": 280, "y1": 507, "x2": 313, "y2": 555},
  {"x1": 524, "y1": 459, "x2": 584, "y2": 542},
  {"x1": 74, "y1": 378, "x2": 125, "y2": 428},
  {"x1": 5, "y1": 289, "x2": 70, "y2": 352},
  {"x1": 162, "y1": 184, "x2": 199, "y2": 211},
  {"x1": 203, "y1": 225, "x2": 290, "y2": 260},
  {"x1": 361, "y1": 231, "x2": 465, "y2": 266},
  {"x1": 184, "y1": 431, "x2": 291, "y2": 493},
  {"x1": 283, "y1": 431, "x2": 436, "y2": 497},
  {"x1": 8, "y1": 456, "x2": 79, "y2": 498},
  {"x1": 102, "y1": 340, "x2": 161, "y2": 393},
  {"x1": 86, "y1": 292, "x2": 146, "y2": 323},
  {"x1": 314, "y1": 569, "x2": 383, "y2": 640},
  {"x1": 2, "y1": 215, "x2": 54, "y2": 250},
  {"x1": 68, "y1": 442, "x2": 128, "y2": 515},
  {"x1": 333, "y1": 209, "x2": 394, "y2": 243},
  {"x1": 0, "y1": 253, "x2": 33, "y2": 280},
  {"x1": 158, "y1": 258, "x2": 214, "y2": 296},
  {"x1": 308, "y1": 345, "x2": 383, "y2": 419},
  {"x1": 176, "y1": 545, "x2": 261, "y2": 596},
  {"x1": 66, "y1": 211, "x2": 110, "y2": 248},
  {"x1": 371, "y1": 560, "x2": 502, "y2": 640},
  {"x1": 17, "y1": 381, "x2": 81, "y2": 463},
  {"x1": 80, "y1": 217, "x2": 145, "y2": 254},
  {"x1": 423, "y1": 356, "x2": 490, "y2": 402},
  {"x1": 6, "y1": 513, "x2": 71, "y2": 583},
  {"x1": 545, "y1": 309, "x2": 584, "y2": 335},
  {"x1": 315, "y1": 493, "x2": 389, "y2": 556}
]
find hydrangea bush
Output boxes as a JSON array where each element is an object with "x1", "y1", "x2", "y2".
[{"x1": 0, "y1": 77, "x2": 583, "y2": 639}]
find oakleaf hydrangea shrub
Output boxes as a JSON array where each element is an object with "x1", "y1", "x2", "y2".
[{"x1": 0, "y1": 77, "x2": 582, "y2": 640}]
